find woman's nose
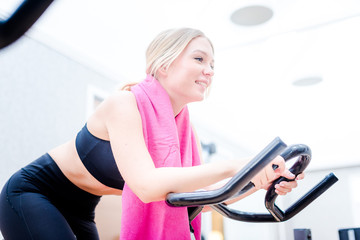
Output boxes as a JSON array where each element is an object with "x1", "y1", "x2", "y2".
[{"x1": 203, "y1": 65, "x2": 214, "y2": 76}]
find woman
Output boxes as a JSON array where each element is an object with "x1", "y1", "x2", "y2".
[{"x1": 0, "y1": 28, "x2": 302, "y2": 240}]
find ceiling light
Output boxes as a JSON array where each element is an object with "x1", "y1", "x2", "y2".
[
  {"x1": 230, "y1": 5, "x2": 273, "y2": 26},
  {"x1": 293, "y1": 76, "x2": 323, "y2": 87}
]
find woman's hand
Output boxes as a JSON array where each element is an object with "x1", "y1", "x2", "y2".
[
  {"x1": 251, "y1": 155, "x2": 305, "y2": 195},
  {"x1": 274, "y1": 172, "x2": 304, "y2": 195}
]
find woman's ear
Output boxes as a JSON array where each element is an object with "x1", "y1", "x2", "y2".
[{"x1": 157, "y1": 65, "x2": 168, "y2": 77}]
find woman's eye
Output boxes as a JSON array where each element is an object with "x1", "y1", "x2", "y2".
[{"x1": 195, "y1": 57, "x2": 203, "y2": 62}]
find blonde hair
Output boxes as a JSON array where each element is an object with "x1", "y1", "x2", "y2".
[
  {"x1": 122, "y1": 28, "x2": 214, "y2": 91},
  {"x1": 146, "y1": 28, "x2": 213, "y2": 78}
]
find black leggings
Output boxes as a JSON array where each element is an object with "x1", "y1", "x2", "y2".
[{"x1": 0, "y1": 153, "x2": 101, "y2": 240}]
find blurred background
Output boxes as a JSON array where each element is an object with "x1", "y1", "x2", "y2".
[{"x1": 0, "y1": 0, "x2": 359, "y2": 239}]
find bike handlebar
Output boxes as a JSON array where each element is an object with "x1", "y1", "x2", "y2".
[
  {"x1": 265, "y1": 143, "x2": 312, "y2": 221},
  {"x1": 166, "y1": 137, "x2": 287, "y2": 207},
  {"x1": 166, "y1": 137, "x2": 338, "y2": 223}
]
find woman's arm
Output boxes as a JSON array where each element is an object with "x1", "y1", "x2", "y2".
[
  {"x1": 222, "y1": 172, "x2": 305, "y2": 207},
  {"x1": 104, "y1": 91, "x2": 239, "y2": 203},
  {"x1": 191, "y1": 125, "x2": 304, "y2": 206},
  {"x1": 103, "y1": 91, "x2": 302, "y2": 204}
]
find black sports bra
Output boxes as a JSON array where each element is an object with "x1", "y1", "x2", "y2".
[{"x1": 75, "y1": 124, "x2": 125, "y2": 190}]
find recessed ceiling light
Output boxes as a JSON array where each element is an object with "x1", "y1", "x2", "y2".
[
  {"x1": 230, "y1": 5, "x2": 273, "y2": 26},
  {"x1": 293, "y1": 76, "x2": 323, "y2": 87}
]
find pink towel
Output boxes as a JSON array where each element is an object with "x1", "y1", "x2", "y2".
[{"x1": 120, "y1": 75, "x2": 202, "y2": 240}]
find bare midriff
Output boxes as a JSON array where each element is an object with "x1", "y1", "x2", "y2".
[{"x1": 48, "y1": 139, "x2": 123, "y2": 196}]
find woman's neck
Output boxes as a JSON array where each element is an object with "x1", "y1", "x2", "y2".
[
  {"x1": 156, "y1": 75, "x2": 186, "y2": 117},
  {"x1": 169, "y1": 96, "x2": 186, "y2": 117}
]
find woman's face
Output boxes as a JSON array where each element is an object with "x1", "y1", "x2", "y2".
[{"x1": 159, "y1": 36, "x2": 214, "y2": 107}]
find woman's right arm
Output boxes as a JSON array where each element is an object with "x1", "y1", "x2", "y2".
[{"x1": 103, "y1": 91, "x2": 238, "y2": 203}]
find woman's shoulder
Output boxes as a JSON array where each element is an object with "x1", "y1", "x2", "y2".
[
  {"x1": 92, "y1": 90, "x2": 140, "y2": 125},
  {"x1": 86, "y1": 90, "x2": 141, "y2": 140},
  {"x1": 109, "y1": 89, "x2": 136, "y2": 102},
  {"x1": 104, "y1": 90, "x2": 138, "y2": 111}
]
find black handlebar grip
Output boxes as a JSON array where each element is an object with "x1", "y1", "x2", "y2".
[
  {"x1": 212, "y1": 144, "x2": 338, "y2": 222},
  {"x1": 265, "y1": 144, "x2": 310, "y2": 221}
]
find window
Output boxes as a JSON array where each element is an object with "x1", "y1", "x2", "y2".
[{"x1": 86, "y1": 85, "x2": 109, "y2": 119}]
